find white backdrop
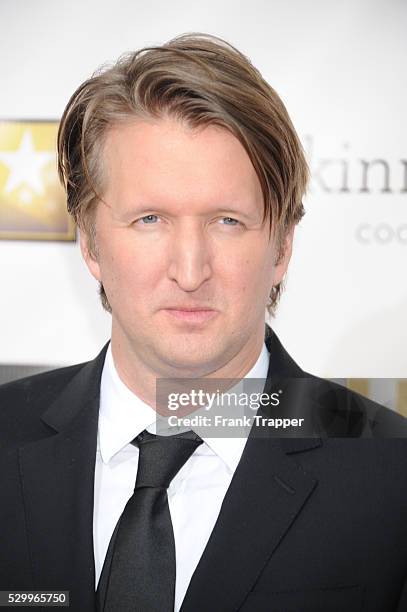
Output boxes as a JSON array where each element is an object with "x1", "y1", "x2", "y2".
[{"x1": 0, "y1": 0, "x2": 406, "y2": 378}]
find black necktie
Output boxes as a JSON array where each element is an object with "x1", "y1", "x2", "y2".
[{"x1": 96, "y1": 429, "x2": 203, "y2": 612}]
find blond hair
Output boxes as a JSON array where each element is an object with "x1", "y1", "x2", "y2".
[{"x1": 57, "y1": 33, "x2": 309, "y2": 314}]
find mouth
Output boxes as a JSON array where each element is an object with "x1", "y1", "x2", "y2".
[{"x1": 163, "y1": 307, "x2": 218, "y2": 325}]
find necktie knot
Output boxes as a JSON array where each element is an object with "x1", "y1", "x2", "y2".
[{"x1": 132, "y1": 429, "x2": 203, "y2": 489}]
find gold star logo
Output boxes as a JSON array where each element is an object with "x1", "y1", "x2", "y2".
[{"x1": 0, "y1": 121, "x2": 75, "y2": 241}]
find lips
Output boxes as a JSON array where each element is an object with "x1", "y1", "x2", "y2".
[
  {"x1": 165, "y1": 307, "x2": 215, "y2": 312},
  {"x1": 163, "y1": 307, "x2": 218, "y2": 324}
]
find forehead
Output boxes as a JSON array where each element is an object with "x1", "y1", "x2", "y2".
[{"x1": 101, "y1": 117, "x2": 264, "y2": 215}]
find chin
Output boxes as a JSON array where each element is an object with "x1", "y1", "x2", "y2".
[{"x1": 158, "y1": 337, "x2": 224, "y2": 375}]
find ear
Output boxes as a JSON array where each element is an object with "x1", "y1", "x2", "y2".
[
  {"x1": 79, "y1": 230, "x2": 102, "y2": 282},
  {"x1": 272, "y1": 225, "x2": 295, "y2": 286}
]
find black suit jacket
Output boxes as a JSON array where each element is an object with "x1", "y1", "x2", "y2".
[{"x1": 1, "y1": 326, "x2": 407, "y2": 611}]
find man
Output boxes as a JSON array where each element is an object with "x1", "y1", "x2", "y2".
[{"x1": 1, "y1": 33, "x2": 407, "y2": 612}]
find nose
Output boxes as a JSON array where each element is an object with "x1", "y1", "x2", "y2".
[{"x1": 167, "y1": 220, "x2": 212, "y2": 291}]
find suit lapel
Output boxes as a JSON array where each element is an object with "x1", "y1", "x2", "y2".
[
  {"x1": 180, "y1": 435, "x2": 319, "y2": 611},
  {"x1": 18, "y1": 345, "x2": 108, "y2": 610},
  {"x1": 181, "y1": 325, "x2": 322, "y2": 611}
]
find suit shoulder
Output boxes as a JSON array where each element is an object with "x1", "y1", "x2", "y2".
[
  {"x1": 0, "y1": 361, "x2": 88, "y2": 424},
  {"x1": 0, "y1": 361, "x2": 86, "y2": 397}
]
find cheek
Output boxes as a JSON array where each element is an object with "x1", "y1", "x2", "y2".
[
  {"x1": 97, "y1": 234, "x2": 163, "y2": 298},
  {"x1": 218, "y1": 243, "x2": 275, "y2": 302}
]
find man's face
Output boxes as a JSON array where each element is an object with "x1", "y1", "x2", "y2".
[{"x1": 81, "y1": 118, "x2": 293, "y2": 377}]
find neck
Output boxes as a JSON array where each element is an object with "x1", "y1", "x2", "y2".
[{"x1": 109, "y1": 323, "x2": 266, "y2": 410}]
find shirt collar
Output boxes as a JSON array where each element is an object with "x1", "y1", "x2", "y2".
[
  {"x1": 98, "y1": 344, "x2": 157, "y2": 463},
  {"x1": 202, "y1": 342, "x2": 270, "y2": 472},
  {"x1": 98, "y1": 340, "x2": 270, "y2": 471}
]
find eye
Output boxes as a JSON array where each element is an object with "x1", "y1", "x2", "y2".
[
  {"x1": 219, "y1": 217, "x2": 240, "y2": 226},
  {"x1": 137, "y1": 214, "x2": 159, "y2": 224}
]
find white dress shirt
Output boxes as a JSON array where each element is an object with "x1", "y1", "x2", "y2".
[{"x1": 93, "y1": 341, "x2": 270, "y2": 611}]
